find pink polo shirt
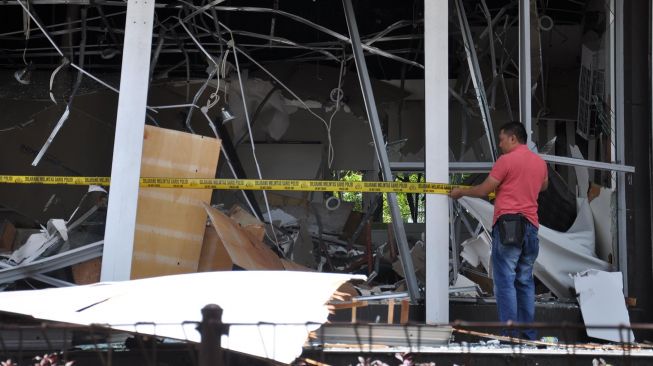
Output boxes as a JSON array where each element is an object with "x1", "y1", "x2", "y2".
[{"x1": 489, "y1": 144, "x2": 547, "y2": 227}]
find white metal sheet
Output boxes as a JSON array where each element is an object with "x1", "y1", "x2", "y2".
[
  {"x1": 0, "y1": 271, "x2": 363, "y2": 364},
  {"x1": 574, "y1": 270, "x2": 634, "y2": 342}
]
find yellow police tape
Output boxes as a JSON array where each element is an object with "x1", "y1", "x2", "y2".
[{"x1": 0, "y1": 175, "x2": 492, "y2": 197}]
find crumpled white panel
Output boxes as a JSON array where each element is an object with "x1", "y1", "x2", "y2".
[
  {"x1": 0, "y1": 271, "x2": 364, "y2": 364},
  {"x1": 459, "y1": 197, "x2": 612, "y2": 299}
]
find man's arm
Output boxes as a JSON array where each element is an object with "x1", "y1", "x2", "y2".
[
  {"x1": 449, "y1": 176, "x2": 500, "y2": 200},
  {"x1": 540, "y1": 176, "x2": 549, "y2": 192}
]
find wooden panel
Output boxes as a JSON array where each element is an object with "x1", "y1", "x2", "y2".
[
  {"x1": 197, "y1": 224, "x2": 233, "y2": 272},
  {"x1": 204, "y1": 204, "x2": 284, "y2": 270},
  {"x1": 228, "y1": 205, "x2": 265, "y2": 242},
  {"x1": 0, "y1": 220, "x2": 16, "y2": 253},
  {"x1": 131, "y1": 126, "x2": 221, "y2": 279},
  {"x1": 281, "y1": 258, "x2": 313, "y2": 272},
  {"x1": 72, "y1": 258, "x2": 102, "y2": 285}
]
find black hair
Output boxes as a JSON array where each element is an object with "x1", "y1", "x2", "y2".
[{"x1": 499, "y1": 121, "x2": 527, "y2": 144}]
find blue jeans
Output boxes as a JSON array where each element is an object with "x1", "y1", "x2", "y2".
[{"x1": 491, "y1": 220, "x2": 539, "y2": 340}]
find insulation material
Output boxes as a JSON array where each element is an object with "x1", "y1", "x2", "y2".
[
  {"x1": 131, "y1": 126, "x2": 221, "y2": 279},
  {"x1": 459, "y1": 197, "x2": 612, "y2": 299},
  {"x1": 573, "y1": 270, "x2": 634, "y2": 343},
  {"x1": 0, "y1": 271, "x2": 364, "y2": 364}
]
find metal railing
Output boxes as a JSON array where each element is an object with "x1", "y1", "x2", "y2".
[{"x1": 1, "y1": 305, "x2": 653, "y2": 366}]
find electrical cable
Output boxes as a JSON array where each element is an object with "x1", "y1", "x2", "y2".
[
  {"x1": 33, "y1": 7, "x2": 88, "y2": 167},
  {"x1": 179, "y1": 17, "x2": 282, "y2": 249},
  {"x1": 16, "y1": 0, "x2": 158, "y2": 114},
  {"x1": 226, "y1": 28, "x2": 283, "y2": 252}
]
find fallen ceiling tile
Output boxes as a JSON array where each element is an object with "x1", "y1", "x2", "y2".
[{"x1": 573, "y1": 269, "x2": 634, "y2": 343}]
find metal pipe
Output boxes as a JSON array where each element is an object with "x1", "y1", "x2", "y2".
[
  {"x1": 454, "y1": 0, "x2": 497, "y2": 161},
  {"x1": 390, "y1": 157, "x2": 635, "y2": 173},
  {"x1": 211, "y1": 6, "x2": 424, "y2": 69},
  {"x1": 614, "y1": 0, "x2": 628, "y2": 296},
  {"x1": 342, "y1": 0, "x2": 420, "y2": 302},
  {"x1": 480, "y1": 0, "x2": 498, "y2": 109},
  {"x1": 353, "y1": 292, "x2": 410, "y2": 302},
  {"x1": 519, "y1": 0, "x2": 533, "y2": 144}
]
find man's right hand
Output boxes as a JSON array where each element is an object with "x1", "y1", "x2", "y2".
[{"x1": 449, "y1": 188, "x2": 464, "y2": 200}]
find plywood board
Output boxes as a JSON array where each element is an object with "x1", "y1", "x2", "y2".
[
  {"x1": 131, "y1": 126, "x2": 221, "y2": 279},
  {"x1": 281, "y1": 258, "x2": 313, "y2": 272},
  {"x1": 197, "y1": 224, "x2": 233, "y2": 272},
  {"x1": 204, "y1": 203, "x2": 284, "y2": 270},
  {"x1": 228, "y1": 205, "x2": 266, "y2": 242},
  {"x1": 72, "y1": 258, "x2": 102, "y2": 285}
]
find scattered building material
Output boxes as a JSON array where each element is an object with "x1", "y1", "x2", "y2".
[
  {"x1": 460, "y1": 197, "x2": 612, "y2": 299},
  {"x1": 573, "y1": 270, "x2": 634, "y2": 343},
  {"x1": 0, "y1": 240, "x2": 103, "y2": 285},
  {"x1": 291, "y1": 219, "x2": 317, "y2": 269},
  {"x1": 311, "y1": 323, "x2": 452, "y2": 348},
  {"x1": 131, "y1": 125, "x2": 221, "y2": 279},
  {"x1": 204, "y1": 203, "x2": 284, "y2": 271},
  {"x1": 392, "y1": 240, "x2": 426, "y2": 285},
  {"x1": 228, "y1": 205, "x2": 266, "y2": 242},
  {"x1": 0, "y1": 220, "x2": 16, "y2": 253},
  {"x1": 460, "y1": 232, "x2": 492, "y2": 274}
]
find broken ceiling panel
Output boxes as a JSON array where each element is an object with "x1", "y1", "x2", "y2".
[{"x1": 574, "y1": 270, "x2": 634, "y2": 343}]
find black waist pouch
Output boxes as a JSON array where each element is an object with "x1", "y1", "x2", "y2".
[{"x1": 497, "y1": 214, "x2": 527, "y2": 247}]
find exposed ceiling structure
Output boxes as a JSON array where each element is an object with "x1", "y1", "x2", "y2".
[{"x1": 0, "y1": 0, "x2": 631, "y2": 317}]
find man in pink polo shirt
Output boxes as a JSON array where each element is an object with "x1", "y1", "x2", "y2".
[{"x1": 450, "y1": 121, "x2": 548, "y2": 340}]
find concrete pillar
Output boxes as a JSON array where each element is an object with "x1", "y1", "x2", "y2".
[
  {"x1": 101, "y1": 0, "x2": 156, "y2": 281},
  {"x1": 425, "y1": 0, "x2": 450, "y2": 323}
]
